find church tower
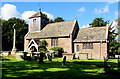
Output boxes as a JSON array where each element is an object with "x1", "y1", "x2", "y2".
[{"x1": 28, "y1": 9, "x2": 49, "y2": 32}]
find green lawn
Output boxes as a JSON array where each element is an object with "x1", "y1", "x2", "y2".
[{"x1": 1, "y1": 58, "x2": 120, "y2": 79}]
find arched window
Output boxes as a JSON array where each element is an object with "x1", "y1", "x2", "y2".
[
  {"x1": 51, "y1": 38, "x2": 58, "y2": 47},
  {"x1": 33, "y1": 19, "x2": 36, "y2": 26},
  {"x1": 76, "y1": 45, "x2": 80, "y2": 52}
]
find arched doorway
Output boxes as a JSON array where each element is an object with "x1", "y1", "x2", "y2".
[
  {"x1": 30, "y1": 46, "x2": 37, "y2": 52},
  {"x1": 27, "y1": 39, "x2": 38, "y2": 52}
]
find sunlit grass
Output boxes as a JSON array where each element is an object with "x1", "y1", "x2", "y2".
[{"x1": 2, "y1": 57, "x2": 120, "y2": 79}]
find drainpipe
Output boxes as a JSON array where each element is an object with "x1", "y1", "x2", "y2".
[
  {"x1": 99, "y1": 41, "x2": 102, "y2": 59},
  {"x1": 70, "y1": 34, "x2": 73, "y2": 53}
]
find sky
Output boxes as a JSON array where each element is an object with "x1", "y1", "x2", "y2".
[{"x1": 0, "y1": 2, "x2": 119, "y2": 28}]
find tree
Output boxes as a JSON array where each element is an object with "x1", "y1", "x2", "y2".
[
  {"x1": 49, "y1": 17, "x2": 64, "y2": 23},
  {"x1": 2, "y1": 17, "x2": 28, "y2": 51},
  {"x1": 115, "y1": 18, "x2": 120, "y2": 42},
  {"x1": 38, "y1": 40, "x2": 48, "y2": 52},
  {"x1": 109, "y1": 25, "x2": 120, "y2": 55},
  {"x1": 89, "y1": 17, "x2": 108, "y2": 27},
  {"x1": 54, "y1": 17, "x2": 64, "y2": 22},
  {"x1": 109, "y1": 21, "x2": 120, "y2": 55}
]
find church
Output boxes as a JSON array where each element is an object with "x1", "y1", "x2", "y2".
[{"x1": 24, "y1": 9, "x2": 109, "y2": 59}]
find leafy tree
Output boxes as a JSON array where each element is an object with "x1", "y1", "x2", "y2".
[
  {"x1": 38, "y1": 40, "x2": 48, "y2": 52},
  {"x1": 115, "y1": 18, "x2": 120, "y2": 42},
  {"x1": 54, "y1": 17, "x2": 64, "y2": 22},
  {"x1": 49, "y1": 17, "x2": 64, "y2": 23},
  {"x1": 49, "y1": 20, "x2": 54, "y2": 23},
  {"x1": 89, "y1": 17, "x2": 108, "y2": 27},
  {"x1": 109, "y1": 19, "x2": 120, "y2": 55},
  {"x1": 50, "y1": 47, "x2": 64, "y2": 57},
  {"x1": 2, "y1": 17, "x2": 28, "y2": 51},
  {"x1": 109, "y1": 25, "x2": 120, "y2": 55}
]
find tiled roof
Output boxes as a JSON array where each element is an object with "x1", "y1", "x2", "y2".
[
  {"x1": 25, "y1": 20, "x2": 77, "y2": 39},
  {"x1": 74, "y1": 26, "x2": 108, "y2": 42},
  {"x1": 29, "y1": 12, "x2": 47, "y2": 19}
]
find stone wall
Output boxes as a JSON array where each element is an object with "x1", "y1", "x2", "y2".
[
  {"x1": 41, "y1": 37, "x2": 72, "y2": 53},
  {"x1": 74, "y1": 42, "x2": 108, "y2": 59},
  {"x1": 24, "y1": 37, "x2": 72, "y2": 53}
]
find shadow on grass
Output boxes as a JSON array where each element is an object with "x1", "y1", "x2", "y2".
[{"x1": 2, "y1": 59, "x2": 120, "y2": 79}]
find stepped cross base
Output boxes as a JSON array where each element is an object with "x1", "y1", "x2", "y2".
[{"x1": 11, "y1": 48, "x2": 17, "y2": 54}]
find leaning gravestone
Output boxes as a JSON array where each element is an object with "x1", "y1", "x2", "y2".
[
  {"x1": 47, "y1": 53, "x2": 52, "y2": 61},
  {"x1": 62, "y1": 56, "x2": 66, "y2": 65},
  {"x1": 23, "y1": 52, "x2": 27, "y2": 60},
  {"x1": 39, "y1": 52, "x2": 44, "y2": 64}
]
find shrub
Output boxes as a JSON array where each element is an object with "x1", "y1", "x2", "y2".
[
  {"x1": 50, "y1": 47, "x2": 64, "y2": 52},
  {"x1": 50, "y1": 47, "x2": 64, "y2": 57},
  {"x1": 38, "y1": 40, "x2": 48, "y2": 47},
  {"x1": 38, "y1": 40, "x2": 48, "y2": 52}
]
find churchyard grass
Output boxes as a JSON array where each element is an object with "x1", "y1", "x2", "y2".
[{"x1": 2, "y1": 57, "x2": 120, "y2": 79}]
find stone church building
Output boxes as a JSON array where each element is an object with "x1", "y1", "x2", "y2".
[{"x1": 24, "y1": 10, "x2": 109, "y2": 59}]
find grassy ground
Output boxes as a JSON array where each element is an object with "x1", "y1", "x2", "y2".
[{"x1": 1, "y1": 57, "x2": 120, "y2": 79}]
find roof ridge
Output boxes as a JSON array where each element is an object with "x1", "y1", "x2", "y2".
[
  {"x1": 48, "y1": 20, "x2": 76, "y2": 25},
  {"x1": 80, "y1": 26, "x2": 106, "y2": 29}
]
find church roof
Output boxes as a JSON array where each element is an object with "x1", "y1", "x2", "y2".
[
  {"x1": 74, "y1": 26, "x2": 108, "y2": 42},
  {"x1": 25, "y1": 20, "x2": 77, "y2": 39},
  {"x1": 29, "y1": 11, "x2": 47, "y2": 19}
]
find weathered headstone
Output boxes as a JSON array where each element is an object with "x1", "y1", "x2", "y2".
[
  {"x1": 32, "y1": 52, "x2": 35, "y2": 60},
  {"x1": 39, "y1": 52, "x2": 44, "y2": 64},
  {"x1": 23, "y1": 52, "x2": 27, "y2": 60},
  {"x1": 47, "y1": 53, "x2": 52, "y2": 61},
  {"x1": 104, "y1": 56, "x2": 108, "y2": 71},
  {"x1": 62, "y1": 56, "x2": 66, "y2": 65}
]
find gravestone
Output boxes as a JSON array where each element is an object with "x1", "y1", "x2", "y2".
[
  {"x1": 47, "y1": 53, "x2": 52, "y2": 61},
  {"x1": 23, "y1": 52, "x2": 27, "y2": 60},
  {"x1": 39, "y1": 52, "x2": 44, "y2": 64},
  {"x1": 62, "y1": 56, "x2": 66, "y2": 65},
  {"x1": 32, "y1": 52, "x2": 35, "y2": 60},
  {"x1": 104, "y1": 56, "x2": 108, "y2": 71}
]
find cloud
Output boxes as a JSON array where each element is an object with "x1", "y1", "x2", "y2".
[
  {"x1": 81, "y1": 24, "x2": 90, "y2": 28},
  {"x1": 107, "y1": 0, "x2": 116, "y2": 4},
  {"x1": 1, "y1": 4, "x2": 19, "y2": 20},
  {"x1": 95, "y1": 5, "x2": 109, "y2": 14},
  {"x1": 42, "y1": 11, "x2": 54, "y2": 20},
  {"x1": 78, "y1": 7, "x2": 86, "y2": 12},
  {"x1": 21, "y1": 11, "x2": 54, "y2": 22},
  {"x1": 21, "y1": 11, "x2": 37, "y2": 21}
]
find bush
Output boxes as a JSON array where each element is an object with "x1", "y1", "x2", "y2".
[
  {"x1": 38, "y1": 40, "x2": 48, "y2": 52},
  {"x1": 50, "y1": 47, "x2": 64, "y2": 52},
  {"x1": 50, "y1": 47, "x2": 64, "y2": 57}
]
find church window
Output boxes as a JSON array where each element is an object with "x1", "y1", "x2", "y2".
[
  {"x1": 33, "y1": 19, "x2": 36, "y2": 26},
  {"x1": 83, "y1": 43, "x2": 93, "y2": 49},
  {"x1": 76, "y1": 45, "x2": 80, "y2": 52},
  {"x1": 51, "y1": 38, "x2": 58, "y2": 46}
]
